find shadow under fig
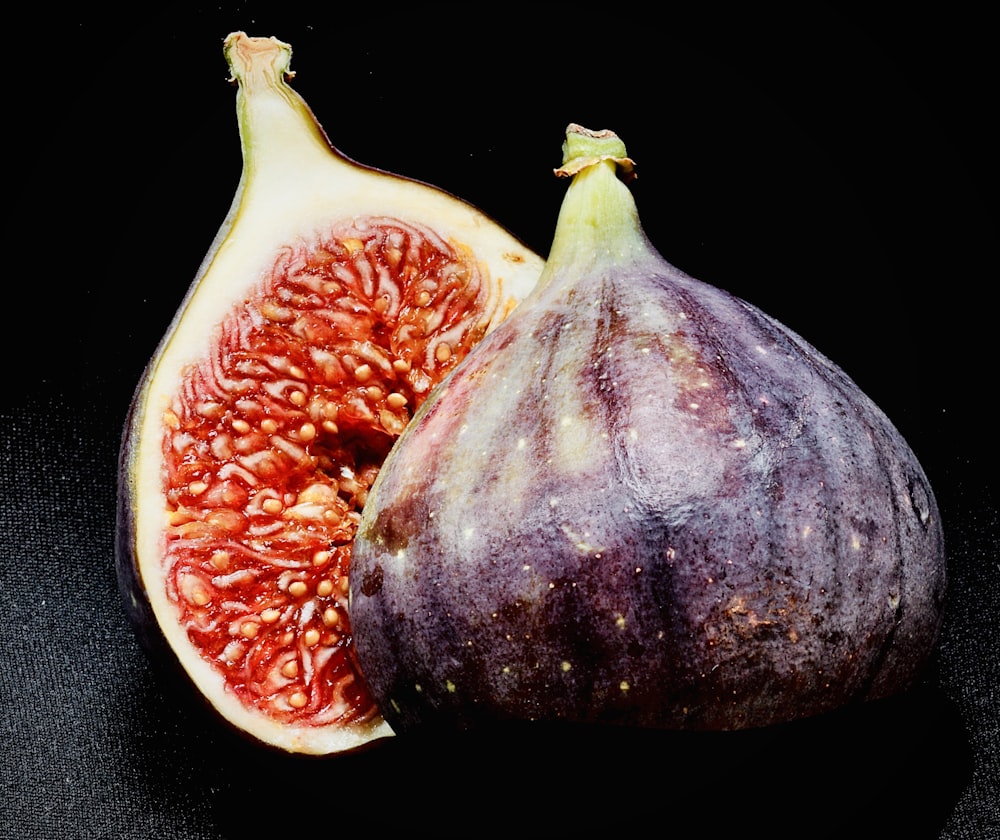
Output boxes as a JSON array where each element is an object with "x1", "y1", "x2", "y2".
[{"x1": 194, "y1": 663, "x2": 968, "y2": 840}]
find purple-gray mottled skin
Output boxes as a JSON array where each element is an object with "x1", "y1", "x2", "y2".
[{"x1": 349, "y1": 126, "x2": 946, "y2": 734}]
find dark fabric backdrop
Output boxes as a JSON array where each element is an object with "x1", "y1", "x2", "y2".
[{"x1": 4, "y1": 6, "x2": 997, "y2": 839}]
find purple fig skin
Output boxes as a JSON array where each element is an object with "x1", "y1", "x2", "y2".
[
  {"x1": 349, "y1": 126, "x2": 946, "y2": 734},
  {"x1": 116, "y1": 395, "x2": 168, "y2": 664}
]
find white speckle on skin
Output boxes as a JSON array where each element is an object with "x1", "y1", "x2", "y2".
[
  {"x1": 386, "y1": 548, "x2": 407, "y2": 576},
  {"x1": 561, "y1": 523, "x2": 605, "y2": 555}
]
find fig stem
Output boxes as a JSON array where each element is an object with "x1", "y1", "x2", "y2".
[
  {"x1": 223, "y1": 32, "x2": 337, "y2": 186},
  {"x1": 546, "y1": 124, "x2": 648, "y2": 277}
]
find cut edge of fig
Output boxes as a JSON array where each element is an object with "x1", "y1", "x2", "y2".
[{"x1": 115, "y1": 32, "x2": 544, "y2": 755}]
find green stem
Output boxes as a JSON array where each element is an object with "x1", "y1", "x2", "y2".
[
  {"x1": 545, "y1": 125, "x2": 648, "y2": 274},
  {"x1": 224, "y1": 32, "x2": 336, "y2": 185}
]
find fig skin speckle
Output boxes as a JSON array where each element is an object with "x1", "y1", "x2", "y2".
[{"x1": 348, "y1": 127, "x2": 946, "y2": 736}]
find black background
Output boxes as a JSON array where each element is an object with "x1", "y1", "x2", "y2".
[{"x1": 3, "y1": 5, "x2": 997, "y2": 839}]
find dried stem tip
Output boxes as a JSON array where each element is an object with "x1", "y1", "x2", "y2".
[{"x1": 555, "y1": 124, "x2": 636, "y2": 182}]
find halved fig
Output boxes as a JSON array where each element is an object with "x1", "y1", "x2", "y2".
[{"x1": 115, "y1": 32, "x2": 543, "y2": 755}]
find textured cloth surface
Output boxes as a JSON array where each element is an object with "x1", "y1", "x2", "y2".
[
  {"x1": 4, "y1": 395, "x2": 995, "y2": 840},
  {"x1": 4, "y1": 7, "x2": 997, "y2": 839}
]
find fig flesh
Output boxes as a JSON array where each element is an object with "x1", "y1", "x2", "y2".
[
  {"x1": 350, "y1": 125, "x2": 947, "y2": 734},
  {"x1": 115, "y1": 33, "x2": 543, "y2": 755}
]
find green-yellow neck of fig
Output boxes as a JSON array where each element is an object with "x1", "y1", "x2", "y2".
[
  {"x1": 224, "y1": 31, "x2": 334, "y2": 184},
  {"x1": 544, "y1": 125, "x2": 648, "y2": 277}
]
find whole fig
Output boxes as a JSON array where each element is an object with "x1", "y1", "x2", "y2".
[{"x1": 350, "y1": 125, "x2": 946, "y2": 734}]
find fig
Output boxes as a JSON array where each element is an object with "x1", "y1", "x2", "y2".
[
  {"x1": 350, "y1": 125, "x2": 947, "y2": 734},
  {"x1": 115, "y1": 32, "x2": 543, "y2": 755}
]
